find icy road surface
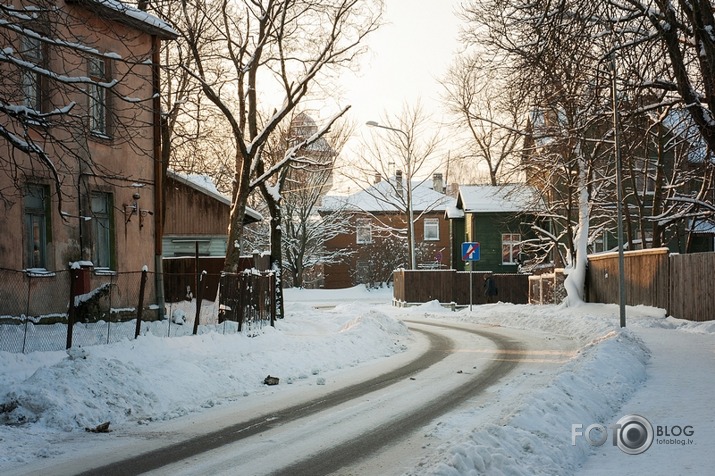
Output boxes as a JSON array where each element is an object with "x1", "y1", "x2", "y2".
[{"x1": 18, "y1": 318, "x2": 575, "y2": 476}]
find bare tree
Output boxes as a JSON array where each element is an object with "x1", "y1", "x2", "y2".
[
  {"x1": 151, "y1": 0, "x2": 383, "y2": 272},
  {"x1": 275, "y1": 113, "x2": 354, "y2": 288},
  {"x1": 458, "y1": 0, "x2": 715, "y2": 303},
  {"x1": 442, "y1": 52, "x2": 527, "y2": 185},
  {"x1": 349, "y1": 102, "x2": 447, "y2": 269}
]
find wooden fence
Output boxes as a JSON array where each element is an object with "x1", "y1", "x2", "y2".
[
  {"x1": 392, "y1": 249, "x2": 715, "y2": 320},
  {"x1": 393, "y1": 269, "x2": 529, "y2": 306},
  {"x1": 218, "y1": 270, "x2": 276, "y2": 330},
  {"x1": 669, "y1": 253, "x2": 715, "y2": 322},
  {"x1": 587, "y1": 248, "x2": 670, "y2": 311},
  {"x1": 586, "y1": 248, "x2": 714, "y2": 321}
]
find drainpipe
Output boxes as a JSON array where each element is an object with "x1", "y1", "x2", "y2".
[{"x1": 152, "y1": 34, "x2": 165, "y2": 319}]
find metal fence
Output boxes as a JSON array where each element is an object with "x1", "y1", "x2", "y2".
[{"x1": 0, "y1": 267, "x2": 276, "y2": 353}]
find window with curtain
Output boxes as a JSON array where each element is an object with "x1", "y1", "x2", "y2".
[
  {"x1": 88, "y1": 56, "x2": 109, "y2": 136},
  {"x1": 24, "y1": 184, "x2": 50, "y2": 269},
  {"x1": 21, "y1": 36, "x2": 44, "y2": 111},
  {"x1": 424, "y1": 218, "x2": 439, "y2": 241},
  {"x1": 91, "y1": 192, "x2": 113, "y2": 268},
  {"x1": 356, "y1": 218, "x2": 372, "y2": 244}
]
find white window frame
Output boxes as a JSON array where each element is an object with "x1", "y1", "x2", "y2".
[
  {"x1": 356, "y1": 218, "x2": 372, "y2": 245},
  {"x1": 423, "y1": 218, "x2": 439, "y2": 241},
  {"x1": 91, "y1": 192, "x2": 113, "y2": 269},
  {"x1": 88, "y1": 56, "x2": 109, "y2": 136},
  {"x1": 502, "y1": 233, "x2": 521, "y2": 264},
  {"x1": 21, "y1": 36, "x2": 43, "y2": 111}
]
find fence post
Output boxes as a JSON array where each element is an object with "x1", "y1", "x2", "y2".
[
  {"x1": 23, "y1": 275, "x2": 32, "y2": 353},
  {"x1": 67, "y1": 269, "x2": 77, "y2": 349},
  {"x1": 237, "y1": 273, "x2": 245, "y2": 332},
  {"x1": 135, "y1": 268, "x2": 148, "y2": 339},
  {"x1": 193, "y1": 271, "x2": 204, "y2": 335},
  {"x1": 269, "y1": 272, "x2": 276, "y2": 327}
]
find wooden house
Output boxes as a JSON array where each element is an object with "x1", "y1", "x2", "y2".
[
  {"x1": 447, "y1": 184, "x2": 545, "y2": 273},
  {"x1": 163, "y1": 170, "x2": 262, "y2": 257},
  {"x1": 320, "y1": 173, "x2": 451, "y2": 288}
]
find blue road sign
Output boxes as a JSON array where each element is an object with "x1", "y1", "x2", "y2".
[{"x1": 462, "y1": 242, "x2": 480, "y2": 261}]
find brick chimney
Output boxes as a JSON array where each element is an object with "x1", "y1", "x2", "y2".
[
  {"x1": 395, "y1": 170, "x2": 403, "y2": 197},
  {"x1": 374, "y1": 173, "x2": 382, "y2": 184},
  {"x1": 433, "y1": 173, "x2": 444, "y2": 193}
]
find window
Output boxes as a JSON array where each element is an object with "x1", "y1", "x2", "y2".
[
  {"x1": 502, "y1": 233, "x2": 521, "y2": 264},
  {"x1": 590, "y1": 231, "x2": 607, "y2": 254},
  {"x1": 24, "y1": 184, "x2": 50, "y2": 269},
  {"x1": 635, "y1": 157, "x2": 657, "y2": 195},
  {"x1": 21, "y1": 36, "x2": 44, "y2": 111},
  {"x1": 356, "y1": 218, "x2": 372, "y2": 244},
  {"x1": 88, "y1": 56, "x2": 109, "y2": 136},
  {"x1": 424, "y1": 218, "x2": 439, "y2": 241},
  {"x1": 91, "y1": 192, "x2": 113, "y2": 268}
]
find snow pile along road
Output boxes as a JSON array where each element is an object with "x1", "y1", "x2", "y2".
[{"x1": 0, "y1": 299, "x2": 412, "y2": 468}]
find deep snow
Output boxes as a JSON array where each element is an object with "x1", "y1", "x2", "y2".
[{"x1": 1, "y1": 286, "x2": 713, "y2": 475}]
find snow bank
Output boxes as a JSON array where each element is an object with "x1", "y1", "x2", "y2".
[
  {"x1": 0, "y1": 304, "x2": 411, "y2": 435},
  {"x1": 428, "y1": 331, "x2": 648, "y2": 475}
]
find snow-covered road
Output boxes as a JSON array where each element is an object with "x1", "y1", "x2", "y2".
[
  {"x1": 5, "y1": 318, "x2": 577, "y2": 476},
  {"x1": 2, "y1": 286, "x2": 713, "y2": 475},
  {"x1": 135, "y1": 320, "x2": 575, "y2": 475}
]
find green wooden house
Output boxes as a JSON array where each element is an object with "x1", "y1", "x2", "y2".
[{"x1": 447, "y1": 184, "x2": 544, "y2": 272}]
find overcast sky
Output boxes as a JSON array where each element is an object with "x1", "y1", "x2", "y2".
[
  {"x1": 324, "y1": 0, "x2": 464, "y2": 191},
  {"x1": 342, "y1": 0, "x2": 463, "y2": 125}
]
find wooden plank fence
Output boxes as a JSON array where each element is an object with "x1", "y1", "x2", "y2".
[
  {"x1": 587, "y1": 248, "x2": 670, "y2": 311},
  {"x1": 393, "y1": 249, "x2": 715, "y2": 321},
  {"x1": 393, "y1": 269, "x2": 529, "y2": 306},
  {"x1": 586, "y1": 248, "x2": 715, "y2": 321},
  {"x1": 667, "y1": 252, "x2": 715, "y2": 322}
]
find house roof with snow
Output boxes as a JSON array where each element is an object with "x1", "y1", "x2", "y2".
[
  {"x1": 660, "y1": 108, "x2": 711, "y2": 164},
  {"x1": 167, "y1": 170, "x2": 262, "y2": 223},
  {"x1": 67, "y1": 0, "x2": 179, "y2": 39},
  {"x1": 454, "y1": 184, "x2": 543, "y2": 215},
  {"x1": 320, "y1": 176, "x2": 451, "y2": 214}
]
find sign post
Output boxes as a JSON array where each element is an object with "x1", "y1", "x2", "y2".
[{"x1": 461, "y1": 242, "x2": 480, "y2": 310}]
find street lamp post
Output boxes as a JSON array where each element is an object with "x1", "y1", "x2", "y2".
[
  {"x1": 610, "y1": 55, "x2": 627, "y2": 328},
  {"x1": 366, "y1": 120, "x2": 417, "y2": 270}
]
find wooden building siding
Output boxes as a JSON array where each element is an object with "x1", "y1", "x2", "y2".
[
  {"x1": 164, "y1": 176, "x2": 230, "y2": 236},
  {"x1": 452, "y1": 212, "x2": 534, "y2": 273}
]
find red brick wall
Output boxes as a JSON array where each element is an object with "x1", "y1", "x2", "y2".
[{"x1": 323, "y1": 211, "x2": 451, "y2": 288}]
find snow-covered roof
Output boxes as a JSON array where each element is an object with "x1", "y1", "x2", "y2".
[
  {"x1": 445, "y1": 203, "x2": 464, "y2": 219},
  {"x1": 66, "y1": 0, "x2": 179, "y2": 39},
  {"x1": 689, "y1": 218, "x2": 715, "y2": 234},
  {"x1": 455, "y1": 184, "x2": 543, "y2": 213},
  {"x1": 320, "y1": 177, "x2": 451, "y2": 214},
  {"x1": 661, "y1": 108, "x2": 710, "y2": 164},
  {"x1": 167, "y1": 170, "x2": 262, "y2": 223}
]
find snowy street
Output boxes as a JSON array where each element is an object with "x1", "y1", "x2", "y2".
[{"x1": 1, "y1": 286, "x2": 714, "y2": 475}]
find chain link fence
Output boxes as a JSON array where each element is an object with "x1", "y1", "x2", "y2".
[{"x1": 0, "y1": 267, "x2": 276, "y2": 354}]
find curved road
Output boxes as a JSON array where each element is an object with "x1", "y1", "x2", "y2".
[{"x1": 31, "y1": 320, "x2": 561, "y2": 476}]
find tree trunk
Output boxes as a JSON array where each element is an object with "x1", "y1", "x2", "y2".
[{"x1": 261, "y1": 183, "x2": 285, "y2": 319}]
